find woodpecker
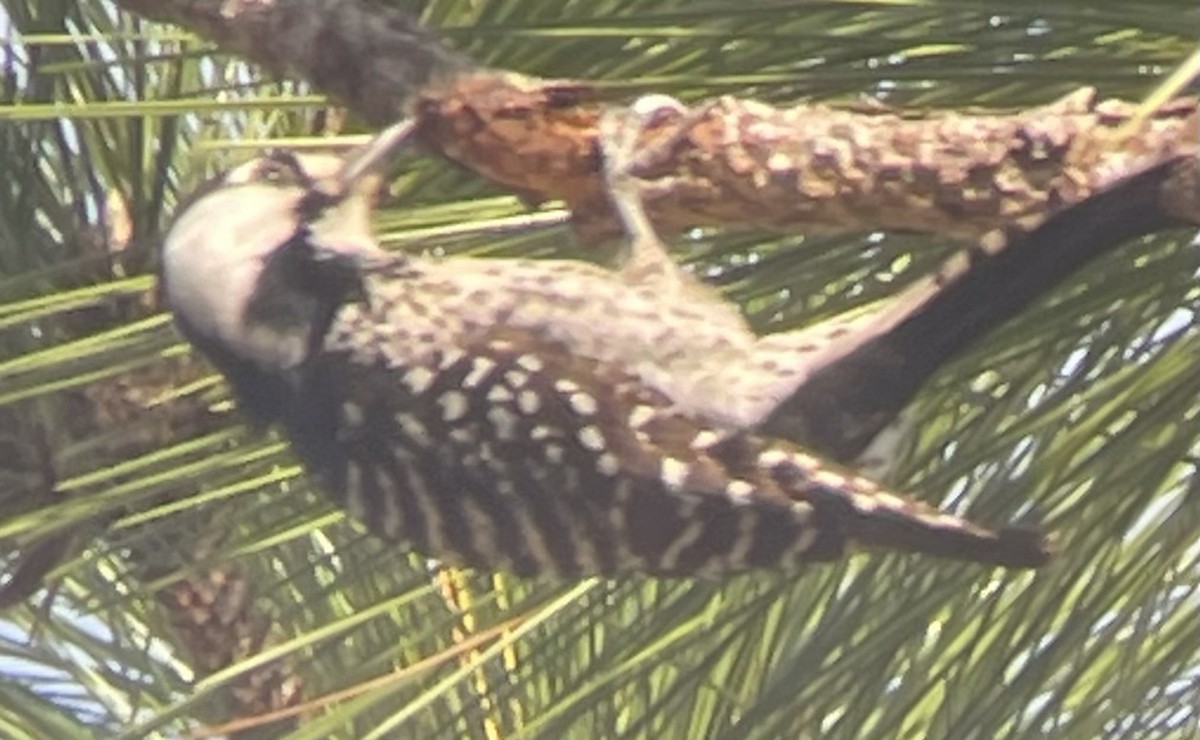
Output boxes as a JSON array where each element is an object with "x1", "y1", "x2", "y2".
[{"x1": 160, "y1": 117, "x2": 1051, "y2": 577}]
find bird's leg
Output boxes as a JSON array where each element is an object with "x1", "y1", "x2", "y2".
[
  {"x1": 597, "y1": 98, "x2": 680, "y2": 286},
  {"x1": 598, "y1": 98, "x2": 724, "y2": 294}
]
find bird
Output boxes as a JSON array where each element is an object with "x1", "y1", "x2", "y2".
[{"x1": 159, "y1": 115, "x2": 1051, "y2": 578}]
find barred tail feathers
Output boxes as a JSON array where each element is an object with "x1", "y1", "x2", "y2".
[{"x1": 757, "y1": 448, "x2": 1052, "y2": 569}]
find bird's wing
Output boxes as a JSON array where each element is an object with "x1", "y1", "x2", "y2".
[{"x1": 304, "y1": 323, "x2": 1050, "y2": 577}]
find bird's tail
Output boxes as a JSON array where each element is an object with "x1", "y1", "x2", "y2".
[
  {"x1": 761, "y1": 449, "x2": 1053, "y2": 568},
  {"x1": 827, "y1": 490, "x2": 1052, "y2": 568}
]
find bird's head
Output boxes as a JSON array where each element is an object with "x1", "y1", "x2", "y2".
[{"x1": 161, "y1": 121, "x2": 413, "y2": 418}]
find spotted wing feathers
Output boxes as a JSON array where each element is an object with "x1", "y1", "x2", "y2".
[{"x1": 306, "y1": 327, "x2": 1050, "y2": 577}]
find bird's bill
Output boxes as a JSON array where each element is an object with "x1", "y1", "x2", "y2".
[{"x1": 334, "y1": 119, "x2": 418, "y2": 192}]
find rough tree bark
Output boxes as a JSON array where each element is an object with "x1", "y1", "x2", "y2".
[{"x1": 115, "y1": 0, "x2": 1198, "y2": 242}]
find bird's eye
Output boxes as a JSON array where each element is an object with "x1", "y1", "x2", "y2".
[
  {"x1": 257, "y1": 150, "x2": 312, "y2": 187},
  {"x1": 260, "y1": 162, "x2": 287, "y2": 182}
]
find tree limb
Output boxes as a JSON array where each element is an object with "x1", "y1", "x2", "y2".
[{"x1": 116, "y1": 0, "x2": 1198, "y2": 242}]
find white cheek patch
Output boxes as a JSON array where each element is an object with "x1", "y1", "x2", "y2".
[{"x1": 163, "y1": 183, "x2": 304, "y2": 354}]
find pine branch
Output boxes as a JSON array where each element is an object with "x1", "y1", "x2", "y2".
[{"x1": 115, "y1": 0, "x2": 1198, "y2": 241}]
